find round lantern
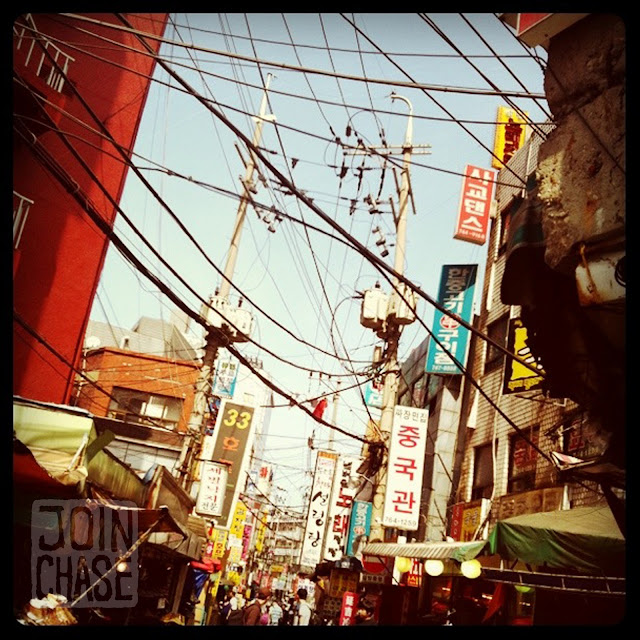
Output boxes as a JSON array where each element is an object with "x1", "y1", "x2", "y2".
[
  {"x1": 515, "y1": 585, "x2": 534, "y2": 593},
  {"x1": 395, "y1": 556, "x2": 412, "y2": 573},
  {"x1": 424, "y1": 559, "x2": 444, "y2": 576},
  {"x1": 460, "y1": 559, "x2": 482, "y2": 579}
]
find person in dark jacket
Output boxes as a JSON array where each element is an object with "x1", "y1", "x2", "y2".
[
  {"x1": 354, "y1": 600, "x2": 377, "y2": 625},
  {"x1": 243, "y1": 587, "x2": 271, "y2": 625}
]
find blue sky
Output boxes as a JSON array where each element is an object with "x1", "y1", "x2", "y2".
[{"x1": 90, "y1": 13, "x2": 549, "y2": 507}]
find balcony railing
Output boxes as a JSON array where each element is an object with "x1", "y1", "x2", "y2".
[
  {"x1": 14, "y1": 13, "x2": 74, "y2": 94},
  {"x1": 107, "y1": 408, "x2": 178, "y2": 431},
  {"x1": 13, "y1": 191, "x2": 33, "y2": 250}
]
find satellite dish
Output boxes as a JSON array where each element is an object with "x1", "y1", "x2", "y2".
[{"x1": 86, "y1": 336, "x2": 101, "y2": 349}]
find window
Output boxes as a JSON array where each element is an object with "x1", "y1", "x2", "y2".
[
  {"x1": 484, "y1": 314, "x2": 509, "y2": 374},
  {"x1": 498, "y1": 207, "x2": 511, "y2": 254},
  {"x1": 561, "y1": 413, "x2": 606, "y2": 461},
  {"x1": 498, "y1": 196, "x2": 522, "y2": 255},
  {"x1": 107, "y1": 387, "x2": 183, "y2": 430},
  {"x1": 508, "y1": 426, "x2": 539, "y2": 493},
  {"x1": 472, "y1": 442, "x2": 494, "y2": 500}
]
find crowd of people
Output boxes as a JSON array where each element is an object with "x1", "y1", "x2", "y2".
[{"x1": 216, "y1": 586, "x2": 318, "y2": 626}]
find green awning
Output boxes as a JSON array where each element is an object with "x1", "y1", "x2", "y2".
[
  {"x1": 487, "y1": 505, "x2": 625, "y2": 575},
  {"x1": 362, "y1": 539, "x2": 487, "y2": 562}
]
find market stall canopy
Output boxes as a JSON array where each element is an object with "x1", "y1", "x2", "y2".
[
  {"x1": 487, "y1": 504, "x2": 625, "y2": 575},
  {"x1": 13, "y1": 396, "x2": 95, "y2": 491},
  {"x1": 363, "y1": 539, "x2": 487, "y2": 562}
]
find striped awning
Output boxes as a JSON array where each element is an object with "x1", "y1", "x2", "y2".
[{"x1": 362, "y1": 539, "x2": 487, "y2": 562}]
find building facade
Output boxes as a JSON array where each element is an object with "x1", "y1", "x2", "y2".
[{"x1": 13, "y1": 13, "x2": 169, "y2": 405}]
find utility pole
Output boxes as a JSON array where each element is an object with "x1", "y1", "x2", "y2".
[
  {"x1": 355, "y1": 94, "x2": 430, "y2": 542},
  {"x1": 177, "y1": 74, "x2": 276, "y2": 493},
  {"x1": 328, "y1": 380, "x2": 340, "y2": 451}
]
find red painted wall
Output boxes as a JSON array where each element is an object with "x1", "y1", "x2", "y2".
[{"x1": 13, "y1": 13, "x2": 169, "y2": 404}]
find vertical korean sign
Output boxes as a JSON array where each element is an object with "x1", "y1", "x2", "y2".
[
  {"x1": 195, "y1": 461, "x2": 229, "y2": 517},
  {"x1": 228, "y1": 500, "x2": 246, "y2": 565},
  {"x1": 300, "y1": 450, "x2": 338, "y2": 568},
  {"x1": 209, "y1": 400, "x2": 256, "y2": 529},
  {"x1": 425, "y1": 264, "x2": 477, "y2": 375},
  {"x1": 323, "y1": 456, "x2": 361, "y2": 562},
  {"x1": 382, "y1": 406, "x2": 428, "y2": 531},
  {"x1": 345, "y1": 501, "x2": 372, "y2": 558},
  {"x1": 491, "y1": 105, "x2": 528, "y2": 170},
  {"x1": 453, "y1": 165, "x2": 496, "y2": 245},
  {"x1": 212, "y1": 353, "x2": 239, "y2": 398}
]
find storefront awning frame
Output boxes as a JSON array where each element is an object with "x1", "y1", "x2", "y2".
[
  {"x1": 362, "y1": 539, "x2": 487, "y2": 562},
  {"x1": 482, "y1": 567, "x2": 625, "y2": 597}
]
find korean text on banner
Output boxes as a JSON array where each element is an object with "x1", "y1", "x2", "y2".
[
  {"x1": 322, "y1": 456, "x2": 361, "y2": 562},
  {"x1": 491, "y1": 105, "x2": 528, "y2": 170},
  {"x1": 195, "y1": 461, "x2": 229, "y2": 518},
  {"x1": 212, "y1": 354, "x2": 239, "y2": 398},
  {"x1": 382, "y1": 406, "x2": 428, "y2": 530},
  {"x1": 209, "y1": 400, "x2": 256, "y2": 529},
  {"x1": 425, "y1": 264, "x2": 477, "y2": 375},
  {"x1": 453, "y1": 165, "x2": 496, "y2": 246},
  {"x1": 299, "y1": 450, "x2": 338, "y2": 568},
  {"x1": 345, "y1": 501, "x2": 372, "y2": 558}
]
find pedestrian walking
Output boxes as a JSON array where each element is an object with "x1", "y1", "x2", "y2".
[
  {"x1": 243, "y1": 587, "x2": 272, "y2": 625},
  {"x1": 293, "y1": 588, "x2": 312, "y2": 626},
  {"x1": 226, "y1": 588, "x2": 244, "y2": 625},
  {"x1": 268, "y1": 599, "x2": 283, "y2": 626},
  {"x1": 354, "y1": 600, "x2": 377, "y2": 626},
  {"x1": 280, "y1": 596, "x2": 296, "y2": 625}
]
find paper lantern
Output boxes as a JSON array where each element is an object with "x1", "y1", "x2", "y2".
[
  {"x1": 424, "y1": 559, "x2": 444, "y2": 576},
  {"x1": 395, "y1": 556, "x2": 412, "y2": 573},
  {"x1": 515, "y1": 585, "x2": 534, "y2": 593},
  {"x1": 460, "y1": 559, "x2": 482, "y2": 579}
]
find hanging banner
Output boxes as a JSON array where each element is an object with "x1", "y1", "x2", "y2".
[
  {"x1": 364, "y1": 379, "x2": 383, "y2": 408},
  {"x1": 404, "y1": 558, "x2": 424, "y2": 588},
  {"x1": 339, "y1": 591, "x2": 359, "y2": 626},
  {"x1": 453, "y1": 164, "x2": 496, "y2": 246},
  {"x1": 345, "y1": 500, "x2": 372, "y2": 558},
  {"x1": 491, "y1": 105, "x2": 529, "y2": 170},
  {"x1": 242, "y1": 523, "x2": 253, "y2": 560},
  {"x1": 323, "y1": 456, "x2": 361, "y2": 562},
  {"x1": 449, "y1": 498, "x2": 491, "y2": 541},
  {"x1": 195, "y1": 461, "x2": 229, "y2": 518},
  {"x1": 382, "y1": 406, "x2": 429, "y2": 531},
  {"x1": 502, "y1": 317, "x2": 545, "y2": 394},
  {"x1": 255, "y1": 515, "x2": 267, "y2": 553},
  {"x1": 229, "y1": 500, "x2": 247, "y2": 539},
  {"x1": 425, "y1": 264, "x2": 477, "y2": 375},
  {"x1": 299, "y1": 450, "x2": 338, "y2": 568},
  {"x1": 212, "y1": 353, "x2": 240, "y2": 398},
  {"x1": 209, "y1": 400, "x2": 256, "y2": 529}
]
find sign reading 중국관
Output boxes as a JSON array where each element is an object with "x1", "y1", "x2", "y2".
[
  {"x1": 425, "y1": 264, "x2": 477, "y2": 375},
  {"x1": 382, "y1": 406, "x2": 428, "y2": 531}
]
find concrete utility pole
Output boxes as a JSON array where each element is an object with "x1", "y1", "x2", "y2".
[
  {"x1": 355, "y1": 94, "x2": 430, "y2": 542},
  {"x1": 177, "y1": 74, "x2": 276, "y2": 492},
  {"x1": 328, "y1": 381, "x2": 341, "y2": 451}
]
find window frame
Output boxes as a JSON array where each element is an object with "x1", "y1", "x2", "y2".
[
  {"x1": 507, "y1": 425, "x2": 540, "y2": 494},
  {"x1": 484, "y1": 314, "x2": 509, "y2": 374},
  {"x1": 471, "y1": 442, "x2": 494, "y2": 501}
]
